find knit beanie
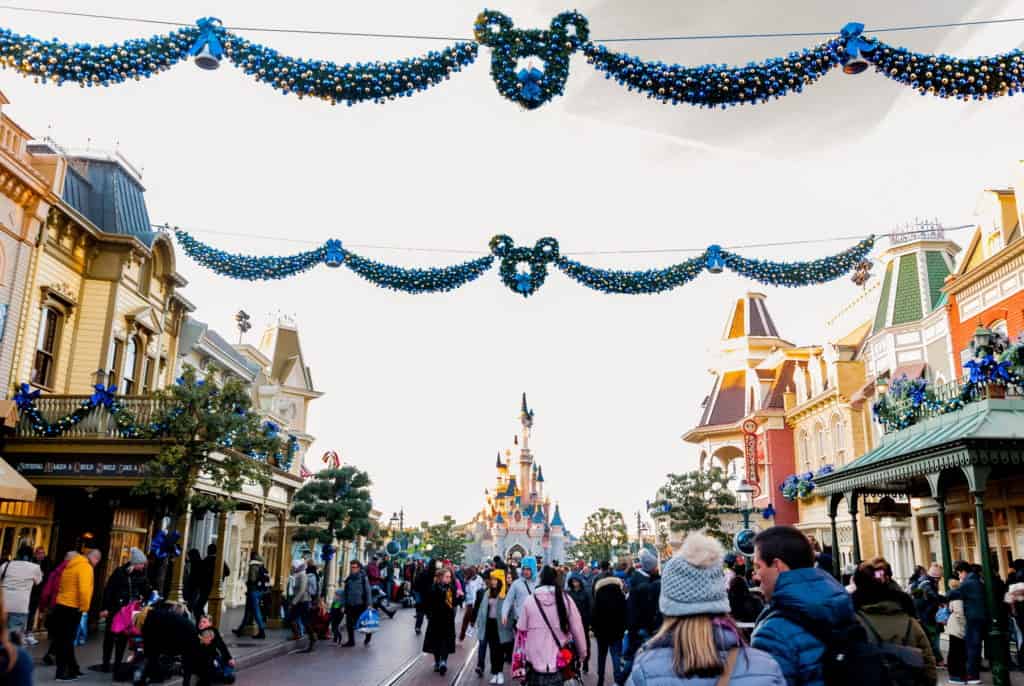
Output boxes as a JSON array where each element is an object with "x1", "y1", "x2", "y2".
[
  {"x1": 129, "y1": 547, "x2": 147, "y2": 566},
  {"x1": 639, "y1": 548, "x2": 659, "y2": 573},
  {"x1": 521, "y1": 557, "x2": 538, "y2": 577},
  {"x1": 659, "y1": 532, "x2": 730, "y2": 617}
]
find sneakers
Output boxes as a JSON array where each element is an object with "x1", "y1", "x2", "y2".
[
  {"x1": 496, "y1": 675, "x2": 504, "y2": 685},
  {"x1": 23, "y1": 634, "x2": 38, "y2": 646},
  {"x1": 489, "y1": 676, "x2": 498, "y2": 684},
  {"x1": 438, "y1": 662, "x2": 447, "y2": 676},
  {"x1": 966, "y1": 680, "x2": 982, "y2": 685},
  {"x1": 948, "y1": 679, "x2": 965, "y2": 685}
]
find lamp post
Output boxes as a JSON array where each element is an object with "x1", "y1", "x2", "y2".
[
  {"x1": 390, "y1": 508, "x2": 404, "y2": 535},
  {"x1": 733, "y1": 480, "x2": 757, "y2": 530}
]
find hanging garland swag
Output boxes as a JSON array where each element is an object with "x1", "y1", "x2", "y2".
[
  {"x1": 1, "y1": 15, "x2": 1022, "y2": 108},
  {"x1": 173, "y1": 228, "x2": 875, "y2": 297}
]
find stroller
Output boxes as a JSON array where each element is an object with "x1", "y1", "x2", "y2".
[{"x1": 397, "y1": 581, "x2": 416, "y2": 608}]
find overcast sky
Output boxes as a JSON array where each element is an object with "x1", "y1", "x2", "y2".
[{"x1": 4, "y1": 0, "x2": 1024, "y2": 534}]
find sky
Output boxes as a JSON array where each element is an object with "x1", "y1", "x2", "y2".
[{"x1": 4, "y1": 0, "x2": 1024, "y2": 534}]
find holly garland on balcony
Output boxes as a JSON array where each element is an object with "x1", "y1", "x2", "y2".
[
  {"x1": 780, "y1": 465, "x2": 833, "y2": 502},
  {"x1": 4, "y1": 15, "x2": 1024, "y2": 110},
  {"x1": 174, "y1": 228, "x2": 876, "y2": 296}
]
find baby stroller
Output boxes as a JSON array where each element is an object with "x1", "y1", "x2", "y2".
[{"x1": 398, "y1": 581, "x2": 416, "y2": 608}]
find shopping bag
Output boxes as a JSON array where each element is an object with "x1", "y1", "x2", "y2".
[
  {"x1": 356, "y1": 608, "x2": 380, "y2": 634},
  {"x1": 112, "y1": 601, "x2": 142, "y2": 636},
  {"x1": 511, "y1": 629, "x2": 528, "y2": 681}
]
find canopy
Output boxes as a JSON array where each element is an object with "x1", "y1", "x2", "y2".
[{"x1": 0, "y1": 456, "x2": 35, "y2": 502}]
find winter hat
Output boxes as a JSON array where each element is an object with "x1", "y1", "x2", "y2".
[
  {"x1": 521, "y1": 557, "x2": 538, "y2": 577},
  {"x1": 639, "y1": 548, "x2": 659, "y2": 573},
  {"x1": 128, "y1": 547, "x2": 147, "y2": 566},
  {"x1": 659, "y1": 532, "x2": 730, "y2": 618}
]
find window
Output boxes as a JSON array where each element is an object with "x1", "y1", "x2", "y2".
[
  {"x1": 138, "y1": 259, "x2": 152, "y2": 297},
  {"x1": 108, "y1": 339, "x2": 124, "y2": 387},
  {"x1": 122, "y1": 336, "x2": 140, "y2": 395},
  {"x1": 31, "y1": 307, "x2": 62, "y2": 387},
  {"x1": 815, "y1": 422, "x2": 827, "y2": 464},
  {"x1": 142, "y1": 356, "x2": 155, "y2": 394},
  {"x1": 799, "y1": 430, "x2": 811, "y2": 472},
  {"x1": 831, "y1": 415, "x2": 845, "y2": 463}
]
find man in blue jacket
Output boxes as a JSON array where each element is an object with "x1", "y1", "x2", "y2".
[
  {"x1": 750, "y1": 526, "x2": 857, "y2": 686},
  {"x1": 954, "y1": 560, "x2": 989, "y2": 683}
]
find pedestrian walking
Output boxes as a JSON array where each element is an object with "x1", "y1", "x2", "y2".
[
  {"x1": 625, "y1": 532, "x2": 785, "y2": 686},
  {"x1": 945, "y1": 579, "x2": 968, "y2": 683},
  {"x1": 39, "y1": 551, "x2": 74, "y2": 667},
  {"x1": 414, "y1": 559, "x2": 437, "y2": 635},
  {"x1": 911, "y1": 562, "x2": 945, "y2": 666},
  {"x1": 852, "y1": 562, "x2": 937, "y2": 685},
  {"x1": 500, "y1": 556, "x2": 537, "y2": 632},
  {"x1": 343, "y1": 560, "x2": 373, "y2": 647},
  {"x1": 954, "y1": 560, "x2": 987, "y2": 684},
  {"x1": 517, "y1": 565, "x2": 587, "y2": 686},
  {"x1": 0, "y1": 545, "x2": 42, "y2": 642},
  {"x1": 52, "y1": 549, "x2": 101, "y2": 682},
  {"x1": 194, "y1": 544, "x2": 225, "y2": 620},
  {"x1": 0, "y1": 574, "x2": 34, "y2": 686},
  {"x1": 96, "y1": 546, "x2": 150, "y2": 674},
  {"x1": 306, "y1": 558, "x2": 320, "y2": 601},
  {"x1": 183, "y1": 549, "x2": 202, "y2": 615},
  {"x1": 329, "y1": 589, "x2": 345, "y2": 644},
  {"x1": 622, "y1": 549, "x2": 661, "y2": 682},
  {"x1": 750, "y1": 526, "x2": 857, "y2": 686},
  {"x1": 591, "y1": 561, "x2": 627, "y2": 686},
  {"x1": 25, "y1": 546, "x2": 52, "y2": 647},
  {"x1": 232, "y1": 552, "x2": 268, "y2": 639},
  {"x1": 286, "y1": 561, "x2": 311, "y2": 641},
  {"x1": 473, "y1": 571, "x2": 512, "y2": 683},
  {"x1": 566, "y1": 576, "x2": 592, "y2": 675},
  {"x1": 460, "y1": 566, "x2": 484, "y2": 642},
  {"x1": 423, "y1": 567, "x2": 458, "y2": 675}
]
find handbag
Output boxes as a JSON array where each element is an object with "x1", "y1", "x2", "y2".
[
  {"x1": 356, "y1": 608, "x2": 380, "y2": 634},
  {"x1": 112, "y1": 601, "x2": 142, "y2": 636},
  {"x1": 510, "y1": 629, "x2": 528, "y2": 681},
  {"x1": 533, "y1": 595, "x2": 580, "y2": 680}
]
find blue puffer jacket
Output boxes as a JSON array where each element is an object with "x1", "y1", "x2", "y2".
[
  {"x1": 750, "y1": 567, "x2": 855, "y2": 686},
  {"x1": 626, "y1": 625, "x2": 785, "y2": 686}
]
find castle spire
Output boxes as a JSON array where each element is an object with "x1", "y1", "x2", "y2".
[{"x1": 495, "y1": 451, "x2": 502, "y2": 469}]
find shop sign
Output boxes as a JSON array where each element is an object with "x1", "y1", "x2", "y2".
[{"x1": 15, "y1": 460, "x2": 143, "y2": 477}]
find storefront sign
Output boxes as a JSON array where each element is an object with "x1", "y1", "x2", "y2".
[
  {"x1": 741, "y1": 419, "x2": 759, "y2": 495},
  {"x1": 15, "y1": 460, "x2": 143, "y2": 477}
]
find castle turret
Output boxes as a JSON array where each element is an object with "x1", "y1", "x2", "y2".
[{"x1": 519, "y1": 393, "x2": 535, "y2": 497}]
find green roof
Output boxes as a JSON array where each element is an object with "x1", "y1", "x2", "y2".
[
  {"x1": 817, "y1": 399, "x2": 1024, "y2": 495},
  {"x1": 892, "y1": 253, "x2": 923, "y2": 325},
  {"x1": 925, "y1": 251, "x2": 951, "y2": 311},
  {"x1": 873, "y1": 262, "x2": 894, "y2": 333}
]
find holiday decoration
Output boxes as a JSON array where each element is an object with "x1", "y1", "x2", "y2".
[
  {"x1": 779, "y1": 470, "x2": 827, "y2": 501},
  {"x1": 3, "y1": 15, "x2": 1024, "y2": 109},
  {"x1": 174, "y1": 228, "x2": 875, "y2": 296}
]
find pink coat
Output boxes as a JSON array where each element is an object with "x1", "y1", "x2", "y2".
[{"x1": 518, "y1": 586, "x2": 587, "y2": 675}]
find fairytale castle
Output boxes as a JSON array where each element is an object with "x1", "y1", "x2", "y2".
[{"x1": 464, "y1": 394, "x2": 567, "y2": 564}]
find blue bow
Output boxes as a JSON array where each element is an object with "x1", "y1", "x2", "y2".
[
  {"x1": 517, "y1": 67, "x2": 544, "y2": 102},
  {"x1": 13, "y1": 383, "x2": 41, "y2": 410},
  {"x1": 908, "y1": 382, "x2": 927, "y2": 407},
  {"x1": 964, "y1": 358, "x2": 985, "y2": 384},
  {"x1": 323, "y1": 239, "x2": 345, "y2": 268},
  {"x1": 90, "y1": 383, "x2": 117, "y2": 408},
  {"x1": 761, "y1": 503, "x2": 776, "y2": 520},
  {"x1": 263, "y1": 420, "x2": 280, "y2": 438},
  {"x1": 322, "y1": 544, "x2": 336, "y2": 561},
  {"x1": 189, "y1": 17, "x2": 224, "y2": 59},
  {"x1": 840, "y1": 22, "x2": 875, "y2": 64},
  {"x1": 705, "y1": 245, "x2": 725, "y2": 273}
]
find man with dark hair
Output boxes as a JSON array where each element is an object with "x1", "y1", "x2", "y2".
[
  {"x1": 750, "y1": 526, "x2": 856, "y2": 686},
  {"x1": 955, "y1": 560, "x2": 987, "y2": 684}
]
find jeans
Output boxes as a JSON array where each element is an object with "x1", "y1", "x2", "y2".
[
  {"x1": 595, "y1": 634, "x2": 624, "y2": 685},
  {"x1": 620, "y1": 628, "x2": 648, "y2": 681},
  {"x1": 6, "y1": 612, "x2": 28, "y2": 634},
  {"x1": 287, "y1": 601, "x2": 310, "y2": 636},
  {"x1": 965, "y1": 618, "x2": 986, "y2": 678},
  {"x1": 238, "y1": 590, "x2": 264, "y2": 632}
]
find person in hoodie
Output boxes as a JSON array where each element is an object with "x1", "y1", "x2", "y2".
[
  {"x1": 500, "y1": 556, "x2": 537, "y2": 632},
  {"x1": 566, "y1": 577, "x2": 592, "y2": 675},
  {"x1": 460, "y1": 566, "x2": 484, "y2": 642},
  {"x1": 232, "y1": 552, "x2": 267, "y2": 639},
  {"x1": 621, "y1": 549, "x2": 662, "y2": 682},
  {"x1": 474, "y1": 571, "x2": 513, "y2": 682},
  {"x1": 624, "y1": 532, "x2": 785, "y2": 686},
  {"x1": 750, "y1": 526, "x2": 857, "y2": 686},
  {"x1": 591, "y1": 563, "x2": 627, "y2": 686},
  {"x1": 286, "y1": 561, "x2": 311, "y2": 644},
  {"x1": 53, "y1": 548, "x2": 101, "y2": 682},
  {"x1": 517, "y1": 565, "x2": 587, "y2": 686}
]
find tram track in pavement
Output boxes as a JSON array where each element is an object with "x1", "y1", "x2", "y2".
[{"x1": 378, "y1": 640, "x2": 478, "y2": 686}]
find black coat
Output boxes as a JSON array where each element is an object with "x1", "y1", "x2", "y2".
[
  {"x1": 422, "y1": 583, "x2": 457, "y2": 657},
  {"x1": 102, "y1": 564, "x2": 152, "y2": 613},
  {"x1": 143, "y1": 608, "x2": 199, "y2": 659},
  {"x1": 591, "y1": 576, "x2": 627, "y2": 640},
  {"x1": 626, "y1": 570, "x2": 661, "y2": 636},
  {"x1": 567, "y1": 587, "x2": 592, "y2": 627}
]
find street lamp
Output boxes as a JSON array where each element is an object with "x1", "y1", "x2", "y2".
[
  {"x1": 734, "y1": 480, "x2": 755, "y2": 530},
  {"x1": 390, "y1": 508, "x2": 404, "y2": 534},
  {"x1": 973, "y1": 324, "x2": 994, "y2": 358}
]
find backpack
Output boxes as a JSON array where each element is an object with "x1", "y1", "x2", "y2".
[
  {"x1": 257, "y1": 566, "x2": 271, "y2": 592},
  {"x1": 774, "y1": 608, "x2": 898, "y2": 686},
  {"x1": 857, "y1": 613, "x2": 928, "y2": 686}
]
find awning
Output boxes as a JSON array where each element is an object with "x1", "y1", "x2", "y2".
[
  {"x1": 888, "y1": 362, "x2": 927, "y2": 382},
  {"x1": 0, "y1": 456, "x2": 35, "y2": 502}
]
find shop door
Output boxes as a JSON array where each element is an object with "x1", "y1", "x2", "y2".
[{"x1": 108, "y1": 508, "x2": 149, "y2": 566}]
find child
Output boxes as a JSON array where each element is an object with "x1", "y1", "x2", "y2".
[
  {"x1": 195, "y1": 615, "x2": 235, "y2": 685},
  {"x1": 329, "y1": 589, "x2": 345, "y2": 645},
  {"x1": 308, "y1": 597, "x2": 331, "y2": 641}
]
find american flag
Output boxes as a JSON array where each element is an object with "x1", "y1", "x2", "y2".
[
  {"x1": 321, "y1": 450, "x2": 341, "y2": 469},
  {"x1": 299, "y1": 464, "x2": 314, "y2": 479}
]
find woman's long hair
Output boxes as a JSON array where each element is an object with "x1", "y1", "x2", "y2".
[
  {"x1": 651, "y1": 615, "x2": 733, "y2": 678},
  {"x1": 489, "y1": 575, "x2": 503, "y2": 599},
  {"x1": 538, "y1": 565, "x2": 570, "y2": 633}
]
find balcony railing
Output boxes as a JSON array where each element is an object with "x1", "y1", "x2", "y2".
[
  {"x1": 876, "y1": 376, "x2": 1022, "y2": 433},
  {"x1": 14, "y1": 395, "x2": 172, "y2": 439}
]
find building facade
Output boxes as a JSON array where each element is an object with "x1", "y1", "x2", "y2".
[{"x1": 464, "y1": 395, "x2": 567, "y2": 564}]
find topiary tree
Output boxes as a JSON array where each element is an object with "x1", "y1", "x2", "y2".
[
  {"x1": 651, "y1": 467, "x2": 737, "y2": 547},
  {"x1": 421, "y1": 515, "x2": 467, "y2": 564},
  {"x1": 573, "y1": 508, "x2": 629, "y2": 564},
  {"x1": 291, "y1": 466, "x2": 374, "y2": 547}
]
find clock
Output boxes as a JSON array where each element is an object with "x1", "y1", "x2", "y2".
[{"x1": 279, "y1": 399, "x2": 298, "y2": 422}]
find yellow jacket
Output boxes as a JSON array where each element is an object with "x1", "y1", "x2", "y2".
[{"x1": 56, "y1": 554, "x2": 94, "y2": 612}]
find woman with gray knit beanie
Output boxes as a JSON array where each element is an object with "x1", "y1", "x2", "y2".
[{"x1": 625, "y1": 533, "x2": 785, "y2": 685}]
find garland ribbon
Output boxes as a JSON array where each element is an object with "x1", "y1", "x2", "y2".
[
  {"x1": 173, "y1": 228, "x2": 875, "y2": 297},
  {"x1": 1, "y1": 15, "x2": 1022, "y2": 109}
]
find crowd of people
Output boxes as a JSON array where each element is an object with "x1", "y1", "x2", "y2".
[{"x1": 6, "y1": 529, "x2": 1024, "y2": 685}]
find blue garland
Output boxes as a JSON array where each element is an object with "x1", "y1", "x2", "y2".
[
  {"x1": 174, "y1": 229, "x2": 875, "y2": 296},
  {"x1": 12, "y1": 381, "x2": 299, "y2": 469},
  {"x1": 4, "y1": 16, "x2": 1024, "y2": 109}
]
